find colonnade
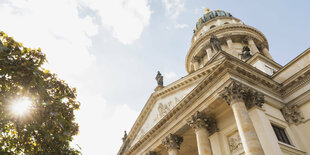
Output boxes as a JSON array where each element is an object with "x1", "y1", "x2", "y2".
[
  {"x1": 192, "y1": 35, "x2": 273, "y2": 71},
  {"x1": 147, "y1": 81, "x2": 276, "y2": 155}
]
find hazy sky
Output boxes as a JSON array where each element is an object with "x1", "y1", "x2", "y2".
[{"x1": 0, "y1": 0, "x2": 309, "y2": 154}]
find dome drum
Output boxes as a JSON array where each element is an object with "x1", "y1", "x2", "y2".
[{"x1": 186, "y1": 32, "x2": 271, "y2": 73}]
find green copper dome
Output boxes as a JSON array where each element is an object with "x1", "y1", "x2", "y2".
[{"x1": 194, "y1": 10, "x2": 232, "y2": 33}]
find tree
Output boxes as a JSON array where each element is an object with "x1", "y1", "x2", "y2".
[{"x1": 0, "y1": 31, "x2": 80, "y2": 154}]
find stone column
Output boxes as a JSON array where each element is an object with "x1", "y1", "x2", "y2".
[
  {"x1": 162, "y1": 133, "x2": 183, "y2": 155},
  {"x1": 187, "y1": 111, "x2": 217, "y2": 155},
  {"x1": 193, "y1": 56, "x2": 200, "y2": 71},
  {"x1": 220, "y1": 81, "x2": 265, "y2": 155},
  {"x1": 245, "y1": 36, "x2": 259, "y2": 55},
  {"x1": 206, "y1": 47, "x2": 212, "y2": 60},
  {"x1": 260, "y1": 44, "x2": 274, "y2": 60},
  {"x1": 225, "y1": 34, "x2": 234, "y2": 52}
]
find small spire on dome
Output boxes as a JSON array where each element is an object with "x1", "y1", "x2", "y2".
[{"x1": 204, "y1": 8, "x2": 210, "y2": 14}]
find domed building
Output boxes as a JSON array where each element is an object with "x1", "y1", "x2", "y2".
[{"x1": 118, "y1": 10, "x2": 310, "y2": 155}]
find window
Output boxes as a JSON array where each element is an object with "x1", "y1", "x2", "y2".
[
  {"x1": 272, "y1": 124, "x2": 291, "y2": 145},
  {"x1": 224, "y1": 22, "x2": 229, "y2": 24}
]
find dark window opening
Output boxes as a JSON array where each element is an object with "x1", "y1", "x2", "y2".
[
  {"x1": 272, "y1": 124, "x2": 291, "y2": 145},
  {"x1": 224, "y1": 22, "x2": 229, "y2": 24},
  {"x1": 210, "y1": 25, "x2": 216, "y2": 29}
]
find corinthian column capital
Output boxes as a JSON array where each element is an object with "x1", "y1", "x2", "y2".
[
  {"x1": 220, "y1": 81, "x2": 247, "y2": 105},
  {"x1": 220, "y1": 81, "x2": 264, "y2": 109},
  {"x1": 281, "y1": 105, "x2": 304, "y2": 124},
  {"x1": 187, "y1": 111, "x2": 219, "y2": 135},
  {"x1": 187, "y1": 111, "x2": 207, "y2": 129},
  {"x1": 162, "y1": 133, "x2": 183, "y2": 150}
]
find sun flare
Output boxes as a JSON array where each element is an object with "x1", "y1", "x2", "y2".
[{"x1": 11, "y1": 97, "x2": 32, "y2": 116}]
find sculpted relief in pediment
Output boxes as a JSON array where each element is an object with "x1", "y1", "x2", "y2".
[{"x1": 132, "y1": 84, "x2": 196, "y2": 144}]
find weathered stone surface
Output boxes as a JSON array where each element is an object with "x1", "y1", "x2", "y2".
[
  {"x1": 281, "y1": 105, "x2": 304, "y2": 124},
  {"x1": 162, "y1": 133, "x2": 183, "y2": 150},
  {"x1": 220, "y1": 81, "x2": 264, "y2": 109}
]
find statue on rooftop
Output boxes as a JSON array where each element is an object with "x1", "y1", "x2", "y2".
[
  {"x1": 122, "y1": 130, "x2": 128, "y2": 142},
  {"x1": 240, "y1": 46, "x2": 252, "y2": 60},
  {"x1": 210, "y1": 34, "x2": 222, "y2": 52},
  {"x1": 156, "y1": 71, "x2": 163, "y2": 87}
]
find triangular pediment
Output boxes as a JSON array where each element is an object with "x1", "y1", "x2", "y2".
[{"x1": 128, "y1": 59, "x2": 225, "y2": 146}]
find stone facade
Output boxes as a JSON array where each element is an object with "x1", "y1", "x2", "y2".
[{"x1": 118, "y1": 10, "x2": 310, "y2": 155}]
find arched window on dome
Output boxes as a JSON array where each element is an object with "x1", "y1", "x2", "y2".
[
  {"x1": 224, "y1": 22, "x2": 229, "y2": 24},
  {"x1": 210, "y1": 25, "x2": 216, "y2": 29}
]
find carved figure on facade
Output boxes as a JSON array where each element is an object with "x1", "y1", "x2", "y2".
[
  {"x1": 240, "y1": 46, "x2": 252, "y2": 60},
  {"x1": 162, "y1": 133, "x2": 183, "y2": 150},
  {"x1": 155, "y1": 71, "x2": 163, "y2": 87},
  {"x1": 219, "y1": 81, "x2": 264, "y2": 109},
  {"x1": 158, "y1": 103, "x2": 170, "y2": 118},
  {"x1": 186, "y1": 111, "x2": 218, "y2": 135},
  {"x1": 228, "y1": 132, "x2": 243, "y2": 153},
  {"x1": 210, "y1": 34, "x2": 222, "y2": 52},
  {"x1": 281, "y1": 105, "x2": 304, "y2": 124},
  {"x1": 122, "y1": 130, "x2": 128, "y2": 142}
]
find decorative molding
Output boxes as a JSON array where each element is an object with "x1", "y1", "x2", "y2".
[
  {"x1": 124, "y1": 56, "x2": 283, "y2": 154},
  {"x1": 205, "y1": 115, "x2": 219, "y2": 135},
  {"x1": 186, "y1": 111, "x2": 218, "y2": 135},
  {"x1": 219, "y1": 81, "x2": 264, "y2": 109},
  {"x1": 228, "y1": 131, "x2": 243, "y2": 153},
  {"x1": 187, "y1": 24, "x2": 269, "y2": 73},
  {"x1": 162, "y1": 133, "x2": 183, "y2": 150},
  {"x1": 281, "y1": 105, "x2": 304, "y2": 124},
  {"x1": 187, "y1": 111, "x2": 207, "y2": 129}
]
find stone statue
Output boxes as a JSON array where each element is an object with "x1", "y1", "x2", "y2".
[
  {"x1": 155, "y1": 71, "x2": 163, "y2": 87},
  {"x1": 210, "y1": 34, "x2": 222, "y2": 52},
  {"x1": 122, "y1": 130, "x2": 127, "y2": 142},
  {"x1": 240, "y1": 46, "x2": 252, "y2": 60}
]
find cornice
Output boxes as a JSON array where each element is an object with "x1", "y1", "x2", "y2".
[
  {"x1": 122, "y1": 60, "x2": 224, "y2": 152},
  {"x1": 280, "y1": 65, "x2": 310, "y2": 97},
  {"x1": 272, "y1": 48, "x2": 310, "y2": 77},
  {"x1": 126, "y1": 60, "x2": 230, "y2": 155},
  {"x1": 192, "y1": 16, "x2": 241, "y2": 39},
  {"x1": 186, "y1": 24, "x2": 269, "y2": 73},
  {"x1": 125, "y1": 53, "x2": 284, "y2": 154},
  {"x1": 247, "y1": 53, "x2": 282, "y2": 70}
]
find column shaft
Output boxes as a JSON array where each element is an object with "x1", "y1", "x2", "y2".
[
  {"x1": 195, "y1": 128, "x2": 212, "y2": 155},
  {"x1": 206, "y1": 47, "x2": 212, "y2": 60},
  {"x1": 231, "y1": 101, "x2": 265, "y2": 155},
  {"x1": 262, "y1": 47, "x2": 274, "y2": 60},
  {"x1": 168, "y1": 149, "x2": 178, "y2": 155},
  {"x1": 193, "y1": 61, "x2": 199, "y2": 70},
  {"x1": 247, "y1": 38, "x2": 259, "y2": 55}
]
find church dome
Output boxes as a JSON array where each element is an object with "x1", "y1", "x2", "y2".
[{"x1": 194, "y1": 10, "x2": 232, "y2": 33}]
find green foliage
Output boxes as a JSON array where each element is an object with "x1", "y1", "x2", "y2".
[{"x1": 0, "y1": 31, "x2": 80, "y2": 154}]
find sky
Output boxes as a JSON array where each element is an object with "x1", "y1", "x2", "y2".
[{"x1": 0, "y1": 0, "x2": 310, "y2": 154}]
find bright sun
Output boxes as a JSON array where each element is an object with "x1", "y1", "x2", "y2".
[{"x1": 11, "y1": 97, "x2": 32, "y2": 116}]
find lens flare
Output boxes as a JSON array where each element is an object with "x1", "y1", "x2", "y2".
[{"x1": 11, "y1": 97, "x2": 32, "y2": 116}]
